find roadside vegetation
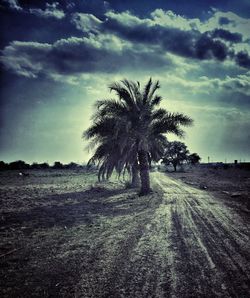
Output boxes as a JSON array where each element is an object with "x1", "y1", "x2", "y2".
[{"x1": 0, "y1": 161, "x2": 89, "y2": 171}]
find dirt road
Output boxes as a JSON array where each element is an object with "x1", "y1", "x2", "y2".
[
  {"x1": 149, "y1": 172, "x2": 250, "y2": 297},
  {"x1": 1, "y1": 171, "x2": 250, "y2": 297},
  {"x1": 77, "y1": 172, "x2": 250, "y2": 298}
]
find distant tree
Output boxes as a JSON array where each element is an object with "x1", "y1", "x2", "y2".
[
  {"x1": 27, "y1": 162, "x2": 50, "y2": 170},
  {"x1": 53, "y1": 161, "x2": 64, "y2": 169},
  {"x1": 31, "y1": 163, "x2": 39, "y2": 169},
  {"x1": 65, "y1": 162, "x2": 79, "y2": 169},
  {"x1": 0, "y1": 161, "x2": 8, "y2": 170},
  {"x1": 188, "y1": 153, "x2": 201, "y2": 165},
  {"x1": 39, "y1": 162, "x2": 50, "y2": 169},
  {"x1": 9, "y1": 160, "x2": 30, "y2": 170},
  {"x1": 162, "y1": 141, "x2": 189, "y2": 171}
]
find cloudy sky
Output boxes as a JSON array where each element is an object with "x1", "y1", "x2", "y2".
[{"x1": 0, "y1": 0, "x2": 250, "y2": 164}]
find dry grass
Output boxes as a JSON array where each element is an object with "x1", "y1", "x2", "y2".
[{"x1": 0, "y1": 170, "x2": 154, "y2": 297}]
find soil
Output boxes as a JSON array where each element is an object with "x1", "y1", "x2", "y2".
[
  {"x1": 167, "y1": 166, "x2": 250, "y2": 216},
  {"x1": 0, "y1": 168, "x2": 249, "y2": 297}
]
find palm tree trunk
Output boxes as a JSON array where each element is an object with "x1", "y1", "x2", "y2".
[
  {"x1": 138, "y1": 150, "x2": 151, "y2": 195},
  {"x1": 131, "y1": 161, "x2": 140, "y2": 188}
]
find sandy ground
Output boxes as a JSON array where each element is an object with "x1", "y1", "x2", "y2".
[
  {"x1": 0, "y1": 169, "x2": 250, "y2": 297},
  {"x1": 151, "y1": 172, "x2": 250, "y2": 297},
  {"x1": 166, "y1": 166, "x2": 250, "y2": 216}
]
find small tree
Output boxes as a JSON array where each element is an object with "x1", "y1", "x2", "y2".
[
  {"x1": 31, "y1": 163, "x2": 39, "y2": 169},
  {"x1": 53, "y1": 161, "x2": 64, "y2": 169},
  {"x1": 0, "y1": 161, "x2": 8, "y2": 170},
  {"x1": 162, "y1": 141, "x2": 189, "y2": 171},
  {"x1": 9, "y1": 160, "x2": 30, "y2": 170},
  {"x1": 65, "y1": 162, "x2": 79, "y2": 169},
  {"x1": 40, "y1": 163, "x2": 50, "y2": 169},
  {"x1": 188, "y1": 153, "x2": 201, "y2": 165}
]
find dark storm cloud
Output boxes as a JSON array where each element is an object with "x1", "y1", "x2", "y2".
[
  {"x1": 47, "y1": 37, "x2": 170, "y2": 74},
  {"x1": 211, "y1": 29, "x2": 242, "y2": 43},
  {"x1": 1, "y1": 6, "x2": 250, "y2": 85},
  {"x1": 235, "y1": 51, "x2": 250, "y2": 68},
  {"x1": 195, "y1": 34, "x2": 228, "y2": 61},
  {"x1": 0, "y1": 36, "x2": 173, "y2": 81},
  {"x1": 1, "y1": 8, "x2": 250, "y2": 84},
  {"x1": 103, "y1": 13, "x2": 245, "y2": 65},
  {"x1": 56, "y1": 0, "x2": 250, "y2": 19},
  {"x1": 103, "y1": 21, "x2": 206, "y2": 61},
  {"x1": 218, "y1": 17, "x2": 234, "y2": 26}
]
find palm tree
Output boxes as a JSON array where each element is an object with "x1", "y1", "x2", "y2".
[
  {"x1": 84, "y1": 78, "x2": 193, "y2": 195},
  {"x1": 84, "y1": 109, "x2": 141, "y2": 185}
]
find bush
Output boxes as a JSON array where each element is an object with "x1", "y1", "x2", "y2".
[
  {"x1": 0, "y1": 161, "x2": 9, "y2": 170},
  {"x1": 8, "y1": 160, "x2": 30, "y2": 170}
]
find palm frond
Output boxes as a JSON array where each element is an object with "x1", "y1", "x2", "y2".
[
  {"x1": 94, "y1": 99, "x2": 127, "y2": 120},
  {"x1": 151, "y1": 95, "x2": 162, "y2": 107},
  {"x1": 142, "y1": 78, "x2": 152, "y2": 104},
  {"x1": 84, "y1": 117, "x2": 118, "y2": 139},
  {"x1": 148, "y1": 80, "x2": 160, "y2": 101},
  {"x1": 170, "y1": 113, "x2": 193, "y2": 127},
  {"x1": 151, "y1": 108, "x2": 168, "y2": 120},
  {"x1": 109, "y1": 82, "x2": 135, "y2": 109}
]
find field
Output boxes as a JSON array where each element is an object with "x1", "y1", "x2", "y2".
[{"x1": 0, "y1": 168, "x2": 250, "y2": 297}]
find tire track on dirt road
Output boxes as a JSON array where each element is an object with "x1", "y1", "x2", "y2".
[{"x1": 152, "y1": 172, "x2": 250, "y2": 297}]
